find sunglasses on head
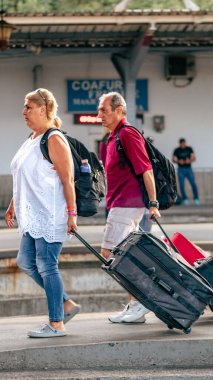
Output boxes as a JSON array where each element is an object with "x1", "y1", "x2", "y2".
[{"x1": 37, "y1": 89, "x2": 47, "y2": 106}]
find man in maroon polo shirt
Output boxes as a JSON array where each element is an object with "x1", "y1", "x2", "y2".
[{"x1": 98, "y1": 92, "x2": 161, "y2": 324}]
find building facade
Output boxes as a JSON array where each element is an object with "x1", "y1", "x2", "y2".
[{"x1": 0, "y1": 11, "x2": 213, "y2": 206}]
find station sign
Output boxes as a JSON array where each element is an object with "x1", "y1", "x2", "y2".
[{"x1": 67, "y1": 79, "x2": 148, "y2": 113}]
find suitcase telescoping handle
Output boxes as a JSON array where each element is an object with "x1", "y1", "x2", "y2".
[
  {"x1": 70, "y1": 228, "x2": 109, "y2": 266},
  {"x1": 151, "y1": 215, "x2": 180, "y2": 254}
]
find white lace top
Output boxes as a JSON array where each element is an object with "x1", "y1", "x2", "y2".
[{"x1": 11, "y1": 130, "x2": 73, "y2": 243}]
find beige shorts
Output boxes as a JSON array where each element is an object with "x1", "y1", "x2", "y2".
[{"x1": 102, "y1": 207, "x2": 145, "y2": 250}]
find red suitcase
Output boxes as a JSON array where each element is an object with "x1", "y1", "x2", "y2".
[{"x1": 163, "y1": 232, "x2": 209, "y2": 266}]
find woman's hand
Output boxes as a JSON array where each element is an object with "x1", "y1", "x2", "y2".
[
  {"x1": 5, "y1": 202, "x2": 15, "y2": 228},
  {"x1": 67, "y1": 215, "x2": 77, "y2": 235}
]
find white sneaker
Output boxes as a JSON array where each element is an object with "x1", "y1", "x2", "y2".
[
  {"x1": 108, "y1": 304, "x2": 129, "y2": 323},
  {"x1": 108, "y1": 301, "x2": 150, "y2": 323},
  {"x1": 122, "y1": 301, "x2": 150, "y2": 323}
]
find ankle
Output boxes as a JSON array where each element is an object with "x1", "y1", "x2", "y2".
[
  {"x1": 64, "y1": 299, "x2": 77, "y2": 313},
  {"x1": 50, "y1": 321, "x2": 65, "y2": 330},
  {"x1": 129, "y1": 299, "x2": 138, "y2": 306}
]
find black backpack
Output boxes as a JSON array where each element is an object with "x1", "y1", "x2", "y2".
[
  {"x1": 116, "y1": 124, "x2": 177, "y2": 210},
  {"x1": 40, "y1": 128, "x2": 106, "y2": 217}
]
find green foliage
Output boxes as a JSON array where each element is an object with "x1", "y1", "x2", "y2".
[
  {"x1": 130, "y1": 0, "x2": 182, "y2": 9},
  {"x1": 198, "y1": 0, "x2": 213, "y2": 10},
  {"x1": 3, "y1": 0, "x2": 53, "y2": 12},
  {"x1": 129, "y1": 0, "x2": 213, "y2": 10},
  {"x1": 17, "y1": 0, "x2": 52, "y2": 12},
  {"x1": 56, "y1": 0, "x2": 116, "y2": 12},
  {"x1": 3, "y1": 0, "x2": 213, "y2": 13}
]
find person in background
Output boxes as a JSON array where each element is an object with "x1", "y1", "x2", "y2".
[
  {"x1": 98, "y1": 92, "x2": 161, "y2": 324},
  {"x1": 5, "y1": 88, "x2": 81, "y2": 338},
  {"x1": 172, "y1": 138, "x2": 199, "y2": 206}
]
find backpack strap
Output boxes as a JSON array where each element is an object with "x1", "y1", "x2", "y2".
[
  {"x1": 64, "y1": 135, "x2": 84, "y2": 167},
  {"x1": 40, "y1": 127, "x2": 58, "y2": 163},
  {"x1": 116, "y1": 123, "x2": 143, "y2": 171},
  {"x1": 116, "y1": 124, "x2": 130, "y2": 169},
  {"x1": 40, "y1": 128, "x2": 82, "y2": 167},
  {"x1": 116, "y1": 124, "x2": 156, "y2": 170}
]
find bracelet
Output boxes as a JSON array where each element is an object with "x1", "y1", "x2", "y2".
[{"x1": 68, "y1": 211, "x2": 77, "y2": 216}]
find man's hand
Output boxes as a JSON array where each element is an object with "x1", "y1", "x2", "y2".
[
  {"x1": 148, "y1": 207, "x2": 161, "y2": 220},
  {"x1": 101, "y1": 248, "x2": 111, "y2": 259},
  {"x1": 178, "y1": 159, "x2": 185, "y2": 165},
  {"x1": 185, "y1": 158, "x2": 191, "y2": 164}
]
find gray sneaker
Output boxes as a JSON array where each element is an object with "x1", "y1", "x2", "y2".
[
  {"x1": 28, "y1": 323, "x2": 67, "y2": 338},
  {"x1": 64, "y1": 304, "x2": 81, "y2": 324}
]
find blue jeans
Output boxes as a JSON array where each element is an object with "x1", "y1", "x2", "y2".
[
  {"x1": 178, "y1": 167, "x2": 199, "y2": 200},
  {"x1": 17, "y1": 233, "x2": 70, "y2": 322}
]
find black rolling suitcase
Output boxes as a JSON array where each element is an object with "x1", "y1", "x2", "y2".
[
  {"x1": 195, "y1": 256, "x2": 213, "y2": 288},
  {"x1": 194, "y1": 257, "x2": 213, "y2": 312},
  {"x1": 72, "y1": 222, "x2": 213, "y2": 334}
]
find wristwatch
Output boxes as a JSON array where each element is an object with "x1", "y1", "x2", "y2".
[{"x1": 149, "y1": 200, "x2": 159, "y2": 209}]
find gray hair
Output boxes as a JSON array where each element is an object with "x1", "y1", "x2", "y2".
[{"x1": 99, "y1": 92, "x2": 127, "y2": 115}]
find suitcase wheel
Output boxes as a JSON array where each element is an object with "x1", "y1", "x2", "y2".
[
  {"x1": 167, "y1": 325, "x2": 173, "y2": 330},
  {"x1": 183, "y1": 327, "x2": 191, "y2": 334}
]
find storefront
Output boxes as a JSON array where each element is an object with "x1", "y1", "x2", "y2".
[{"x1": 0, "y1": 10, "x2": 213, "y2": 205}]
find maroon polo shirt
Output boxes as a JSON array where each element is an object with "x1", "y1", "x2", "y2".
[{"x1": 105, "y1": 118, "x2": 152, "y2": 210}]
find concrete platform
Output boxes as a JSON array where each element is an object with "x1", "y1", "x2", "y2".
[
  {"x1": 0, "y1": 309, "x2": 212, "y2": 372},
  {"x1": 1, "y1": 204, "x2": 213, "y2": 229},
  {"x1": 0, "y1": 212, "x2": 212, "y2": 378},
  {"x1": 0, "y1": 223, "x2": 212, "y2": 318},
  {"x1": 0, "y1": 208, "x2": 213, "y2": 377}
]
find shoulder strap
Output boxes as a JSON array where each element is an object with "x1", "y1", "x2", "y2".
[
  {"x1": 116, "y1": 123, "x2": 143, "y2": 170},
  {"x1": 40, "y1": 127, "x2": 59, "y2": 163},
  {"x1": 64, "y1": 135, "x2": 83, "y2": 167},
  {"x1": 116, "y1": 124, "x2": 129, "y2": 169},
  {"x1": 116, "y1": 124, "x2": 157, "y2": 169},
  {"x1": 40, "y1": 128, "x2": 82, "y2": 166}
]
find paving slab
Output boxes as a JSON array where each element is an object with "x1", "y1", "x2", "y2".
[
  {"x1": 0, "y1": 223, "x2": 213, "y2": 253},
  {"x1": 0, "y1": 309, "x2": 212, "y2": 372},
  {"x1": 1, "y1": 205, "x2": 213, "y2": 229},
  {"x1": 0, "y1": 368, "x2": 213, "y2": 380}
]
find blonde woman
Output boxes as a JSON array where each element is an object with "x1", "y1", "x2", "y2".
[{"x1": 5, "y1": 88, "x2": 81, "y2": 338}]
